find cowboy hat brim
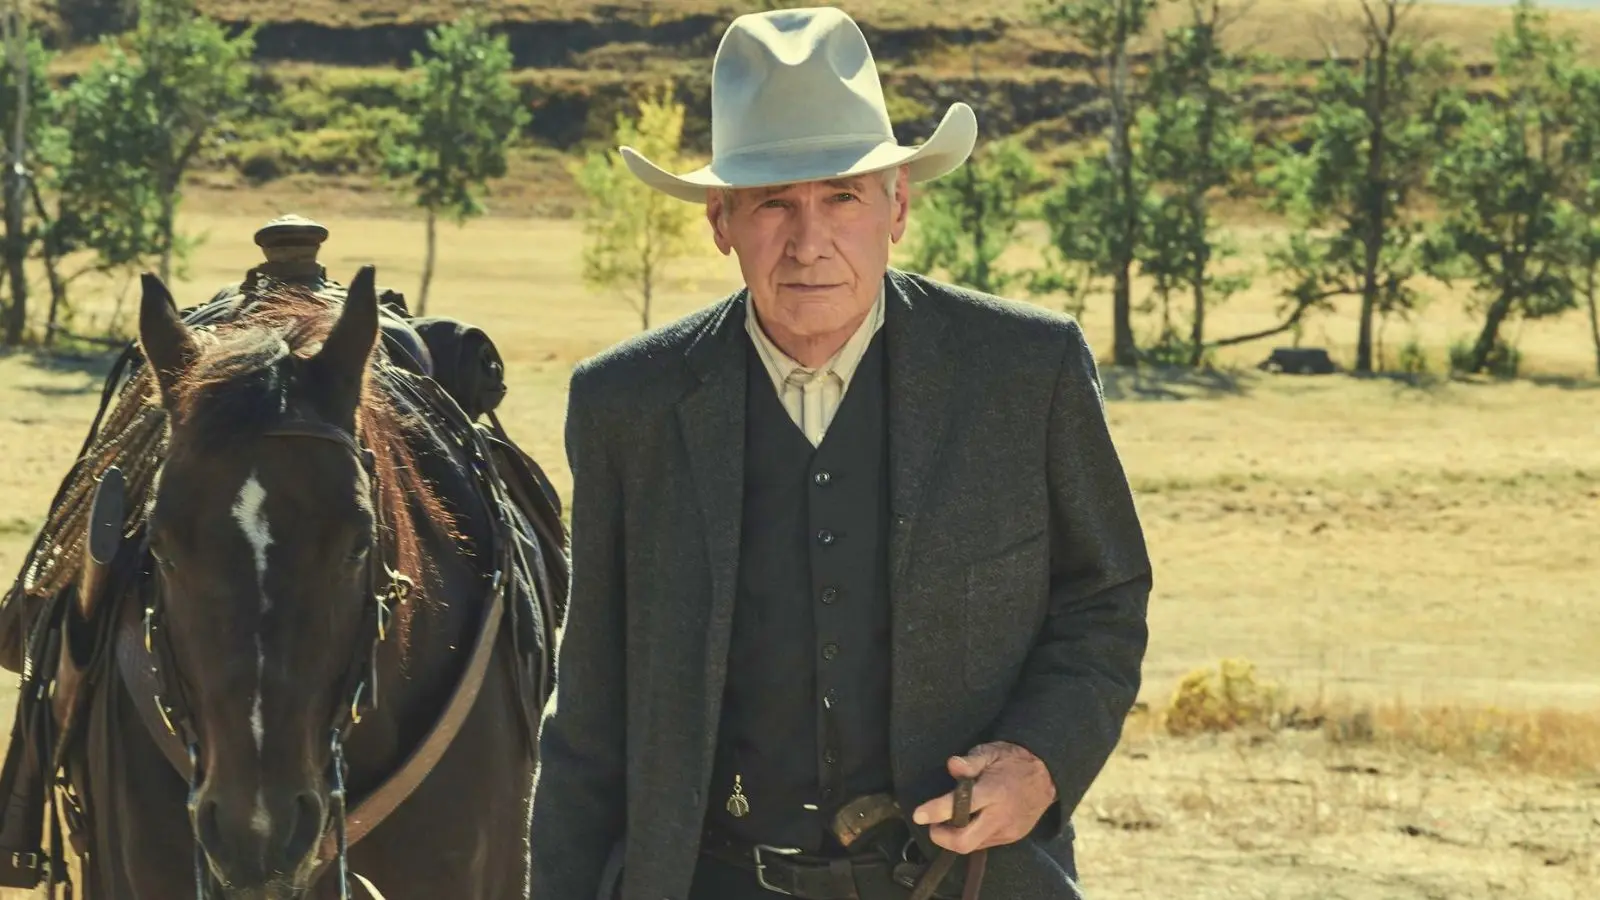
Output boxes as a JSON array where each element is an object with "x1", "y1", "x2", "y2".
[{"x1": 620, "y1": 102, "x2": 978, "y2": 203}]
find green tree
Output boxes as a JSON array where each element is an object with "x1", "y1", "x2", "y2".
[
  {"x1": 118, "y1": 0, "x2": 255, "y2": 284},
  {"x1": 1423, "y1": 0, "x2": 1577, "y2": 375},
  {"x1": 1036, "y1": 0, "x2": 1161, "y2": 366},
  {"x1": 1556, "y1": 57, "x2": 1600, "y2": 375},
  {"x1": 906, "y1": 136, "x2": 1043, "y2": 295},
  {"x1": 1040, "y1": 151, "x2": 1153, "y2": 333},
  {"x1": 572, "y1": 83, "x2": 701, "y2": 331},
  {"x1": 1259, "y1": 0, "x2": 1453, "y2": 373},
  {"x1": 386, "y1": 12, "x2": 529, "y2": 316},
  {"x1": 50, "y1": 46, "x2": 171, "y2": 304},
  {"x1": 1137, "y1": 0, "x2": 1255, "y2": 366}
]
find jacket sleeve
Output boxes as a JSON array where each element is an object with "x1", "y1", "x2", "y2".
[
  {"x1": 529, "y1": 366, "x2": 629, "y2": 899},
  {"x1": 986, "y1": 318, "x2": 1152, "y2": 838}
]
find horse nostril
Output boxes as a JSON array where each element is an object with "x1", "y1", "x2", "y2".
[
  {"x1": 280, "y1": 791, "x2": 324, "y2": 868},
  {"x1": 195, "y1": 797, "x2": 224, "y2": 858}
]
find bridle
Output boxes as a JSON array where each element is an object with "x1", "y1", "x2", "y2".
[{"x1": 139, "y1": 415, "x2": 412, "y2": 900}]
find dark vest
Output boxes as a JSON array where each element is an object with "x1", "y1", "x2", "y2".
[{"x1": 705, "y1": 330, "x2": 894, "y2": 852}]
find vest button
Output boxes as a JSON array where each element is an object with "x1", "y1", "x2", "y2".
[
  {"x1": 813, "y1": 469, "x2": 832, "y2": 486},
  {"x1": 820, "y1": 587, "x2": 838, "y2": 605},
  {"x1": 822, "y1": 689, "x2": 838, "y2": 706},
  {"x1": 824, "y1": 749, "x2": 839, "y2": 765},
  {"x1": 821, "y1": 642, "x2": 839, "y2": 661},
  {"x1": 817, "y1": 529, "x2": 835, "y2": 546}
]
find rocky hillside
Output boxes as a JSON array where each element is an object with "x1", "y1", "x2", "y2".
[{"x1": 36, "y1": 0, "x2": 1600, "y2": 216}]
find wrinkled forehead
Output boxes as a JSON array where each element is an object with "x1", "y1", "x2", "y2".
[{"x1": 740, "y1": 175, "x2": 878, "y2": 202}]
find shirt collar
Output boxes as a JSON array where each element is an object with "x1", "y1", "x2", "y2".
[{"x1": 745, "y1": 281, "x2": 886, "y2": 385}]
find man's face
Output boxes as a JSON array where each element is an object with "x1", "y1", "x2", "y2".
[{"x1": 707, "y1": 166, "x2": 910, "y2": 342}]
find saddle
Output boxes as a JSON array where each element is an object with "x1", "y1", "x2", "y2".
[{"x1": 0, "y1": 285, "x2": 569, "y2": 894}]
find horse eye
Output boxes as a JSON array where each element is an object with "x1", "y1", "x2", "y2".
[{"x1": 346, "y1": 540, "x2": 371, "y2": 564}]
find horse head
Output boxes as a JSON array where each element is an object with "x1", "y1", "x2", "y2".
[{"x1": 136, "y1": 265, "x2": 425, "y2": 899}]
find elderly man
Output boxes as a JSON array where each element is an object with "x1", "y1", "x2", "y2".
[{"x1": 528, "y1": 7, "x2": 1151, "y2": 900}]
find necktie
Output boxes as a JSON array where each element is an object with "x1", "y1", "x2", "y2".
[{"x1": 784, "y1": 368, "x2": 831, "y2": 447}]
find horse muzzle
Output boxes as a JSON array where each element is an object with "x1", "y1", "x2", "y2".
[
  {"x1": 215, "y1": 881, "x2": 310, "y2": 900},
  {"x1": 194, "y1": 785, "x2": 326, "y2": 899}
]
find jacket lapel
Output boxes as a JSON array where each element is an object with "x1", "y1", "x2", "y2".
[
  {"x1": 884, "y1": 271, "x2": 957, "y2": 581},
  {"x1": 674, "y1": 295, "x2": 749, "y2": 765}
]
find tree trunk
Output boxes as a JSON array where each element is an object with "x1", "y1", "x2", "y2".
[
  {"x1": 3, "y1": 171, "x2": 27, "y2": 346},
  {"x1": 3, "y1": 5, "x2": 29, "y2": 346},
  {"x1": 42, "y1": 252, "x2": 64, "y2": 348},
  {"x1": 964, "y1": 159, "x2": 990, "y2": 294},
  {"x1": 1356, "y1": 22, "x2": 1392, "y2": 375},
  {"x1": 640, "y1": 213, "x2": 655, "y2": 331},
  {"x1": 1188, "y1": 14, "x2": 1217, "y2": 369},
  {"x1": 1585, "y1": 252, "x2": 1599, "y2": 377},
  {"x1": 641, "y1": 272, "x2": 652, "y2": 332},
  {"x1": 154, "y1": 180, "x2": 176, "y2": 284},
  {"x1": 1189, "y1": 264, "x2": 1207, "y2": 366},
  {"x1": 1109, "y1": 9, "x2": 1139, "y2": 368},
  {"x1": 1356, "y1": 288, "x2": 1377, "y2": 373},
  {"x1": 417, "y1": 208, "x2": 437, "y2": 316},
  {"x1": 27, "y1": 180, "x2": 64, "y2": 347},
  {"x1": 1468, "y1": 290, "x2": 1516, "y2": 374},
  {"x1": 1187, "y1": 184, "x2": 1210, "y2": 366}
]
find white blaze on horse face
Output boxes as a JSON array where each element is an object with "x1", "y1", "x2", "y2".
[
  {"x1": 232, "y1": 472, "x2": 273, "y2": 747},
  {"x1": 231, "y1": 470, "x2": 274, "y2": 839}
]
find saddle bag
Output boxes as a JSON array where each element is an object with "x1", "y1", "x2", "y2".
[{"x1": 410, "y1": 317, "x2": 508, "y2": 422}]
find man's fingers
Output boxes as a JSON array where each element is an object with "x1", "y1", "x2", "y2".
[
  {"x1": 911, "y1": 790, "x2": 953, "y2": 826},
  {"x1": 928, "y1": 809, "x2": 995, "y2": 854},
  {"x1": 912, "y1": 779, "x2": 993, "y2": 826},
  {"x1": 915, "y1": 752, "x2": 1008, "y2": 825},
  {"x1": 946, "y1": 746, "x2": 998, "y2": 779}
]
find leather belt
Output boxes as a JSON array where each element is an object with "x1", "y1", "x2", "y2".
[
  {"x1": 699, "y1": 778, "x2": 986, "y2": 900},
  {"x1": 701, "y1": 829, "x2": 894, "y2": 899}
]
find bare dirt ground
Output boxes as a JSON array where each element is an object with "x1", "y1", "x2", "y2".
[{"x1": 1, "y1": 207, "x2": 1596, "y2": 897}]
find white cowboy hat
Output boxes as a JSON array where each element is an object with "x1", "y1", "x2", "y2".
[{"x1": 620, "y1": 6, "x2": 978, "y2": 203}]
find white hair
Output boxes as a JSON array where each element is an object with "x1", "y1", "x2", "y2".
[{"x1": 714, "y1": 166, "x2": 901, "y2": 217}]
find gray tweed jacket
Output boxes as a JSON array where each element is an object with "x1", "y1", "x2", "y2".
[{"x1": 528, "y1": 269, "x2": 1152, "y2": 900}]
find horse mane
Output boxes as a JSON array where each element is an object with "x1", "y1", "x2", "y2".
[{"x1": 159, "y1": 286, "x2": 461, "y2": 647}]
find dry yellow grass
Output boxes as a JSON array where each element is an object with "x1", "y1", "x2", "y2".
[
  {"x1": 185, "y1": 0, "x2": 1600, "y2": 57},
  {"x1": 1157, "y1": 658, "x2": 1600, "y2": 779},
  {"x1": 1, "y1": 193, "x2": 1597, "y2": 897}
]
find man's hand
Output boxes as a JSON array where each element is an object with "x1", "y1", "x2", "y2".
[{"x1": 909, "y1": 741, "x2": 1057, "y2": 854}]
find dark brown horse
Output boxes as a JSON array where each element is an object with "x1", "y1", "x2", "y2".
[{"x1": 63, "y1": 266, "x2": 550, "y2": 899}]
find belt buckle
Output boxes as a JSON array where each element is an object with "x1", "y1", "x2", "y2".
[{"x1": 752, "y1": 843, "x2": 802, "y2": 895}]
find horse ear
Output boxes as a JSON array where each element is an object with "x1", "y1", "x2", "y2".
[
  {"x1": 310, "y1": 265, "x2": 380, "y2": 415},
  {"x1": 137, "y1": 272, "x2": 196, "y2": 407}
]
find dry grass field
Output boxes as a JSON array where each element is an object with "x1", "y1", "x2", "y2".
[
  {"x1": 1, "y1": 184, "x2": 1598, "y2": 896},
  {"x1": 191, "y1": 0, "x2": 1600, "y2": 53}
]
